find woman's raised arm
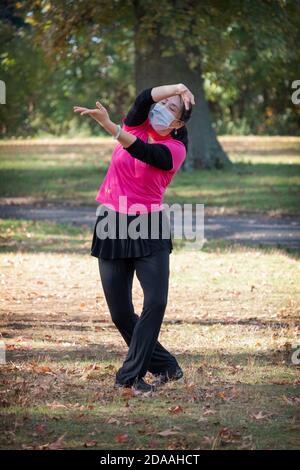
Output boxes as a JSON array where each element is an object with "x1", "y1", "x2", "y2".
[
  {"x1": 151, "y1": 83, "x2": 195, "y2": 109},
  {"x1": 124, "y1": 88, "x2": 155, "y2": 127}
]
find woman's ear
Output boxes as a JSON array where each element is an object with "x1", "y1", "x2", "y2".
[{"x1": 174, "y1": 119, "x2": 185, "y2": 129}]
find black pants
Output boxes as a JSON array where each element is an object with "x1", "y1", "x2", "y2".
[{"x1": 97, "y1": 249, "x2": 179, "y2": 385}]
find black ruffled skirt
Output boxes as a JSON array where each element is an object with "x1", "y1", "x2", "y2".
[{"x1": 90, "y1": 205, "x2": 173, "y2": 259}]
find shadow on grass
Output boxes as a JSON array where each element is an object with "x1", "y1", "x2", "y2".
[
  {"x1": 0, "y1": 161, "x2": 299, "y2": 210},
  {"x1": 0, "y1": 238, "x2": 299, "y2": 260},
  {"x1": 173, "y1": 239, "x2": 300, "y2": 260},
  {"x1": 0, "y1": 165, "x2": 106, "y2": 202},
  {"x1": 235, "y1": 150, "x2": 300, "y2": 157},
  {"x1": 2, "y1": 335, "x2": 299, "y2": 449},
  {"x1": 2, "y1": 389, "x2": 299, "y2": 450},
  {"x1": 0, "y1": 243, "x2": 91, "y2": 255},
  {"x1": 3, "y1": 313, "x2": 300, "y2": 338},
  {"x1": 4, "y1": 339, "x2": 297, "y2": 366}
]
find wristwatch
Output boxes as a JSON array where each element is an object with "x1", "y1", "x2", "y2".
[{"x1": 113, "y1": 124, "x2": 122, "y2": 140}]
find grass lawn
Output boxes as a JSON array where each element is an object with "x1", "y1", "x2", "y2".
[
  {"x1": 0, "y1": 219, "x2": 299, "y2": 450},
  {"x1": 0, "y1": 136, "x2": 299, "y2": 215},
  {"x1": 0, "y1": 137, "x2": 299, "y2": 450}
]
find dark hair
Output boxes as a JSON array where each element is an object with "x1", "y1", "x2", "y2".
[{"x1": 170, "y1": 96, "x2": 193, "y2": 152}]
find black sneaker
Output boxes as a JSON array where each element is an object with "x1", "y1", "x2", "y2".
[
  {"x1": 114, "y1": 377, "x2": 156, "y2": 393},
  {"x1": 151, "y1": 366, "x2": 184, "y2": 386},
  {"x1": 133, "y1": 377, "x2": 157, "y2": 392}
]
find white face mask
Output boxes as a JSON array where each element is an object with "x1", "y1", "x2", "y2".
[{"x1": 149, "y1": 102, "x2": 177, "y2": 132}]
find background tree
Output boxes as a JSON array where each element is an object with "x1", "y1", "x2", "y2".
[{"x1": 1, "y1": 0, "x2": 299, "y2": 169}]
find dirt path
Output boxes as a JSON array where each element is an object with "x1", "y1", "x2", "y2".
[{"x1": 1, "y1": 202, "x2": 299, "y2": 250}]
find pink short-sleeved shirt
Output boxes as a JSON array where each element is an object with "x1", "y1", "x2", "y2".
[{"x1": 95, "y1": 117, "x2": 186, "y2": 214}]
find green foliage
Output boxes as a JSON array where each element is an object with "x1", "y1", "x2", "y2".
[{"x1": 0, "y1": 0, "x2": 299, "y2": 137}]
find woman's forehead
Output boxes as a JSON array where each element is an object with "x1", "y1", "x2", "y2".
[
  {"x1": 165, "y1": 95, "x2": 181, "y2": 108},
  {"x1": 160, "y1": 95, "x2": 182, "y2": 115}
]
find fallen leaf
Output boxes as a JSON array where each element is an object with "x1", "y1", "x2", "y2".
[
  {"x1": 250, "y1": 411, "x2": 272, "y2": 421},
  {"x1": 168, "y1": 405, "x2": 184, "y2": 414},
  {"x1": 217, "y1": 391, "x2": 227, "y2": 401},
  {"x1": 34, "y1": 424, "x2": 47, "y2": 434},
  {"x1": 115, "y1": 433, "x2": 128, "y2": 443},
  {"x1": 218, "y1": 427, "x2": 242, "y2": 444},
  {"x1": 157, "y1": 429, "x2": 179, "y2": 437},
  {"x1": 107, "y1": 417, "x2": 120, "y2": 426},
  {"x1": 203, "y1": 409, "x2": 217, "y2": 416},
  {"x1": 84, "y1": 440, "x2": 97, "y2": 447},
  {"x1": 282, "y1": 395, "x2": 300, "y2": 405},
  {"x1": 47, "y1": 433, "x2": 67, "y2": 450}
]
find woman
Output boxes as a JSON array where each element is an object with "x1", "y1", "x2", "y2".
[{"x1": 73, "y1": 83, "x2": 195, "y2": 393}]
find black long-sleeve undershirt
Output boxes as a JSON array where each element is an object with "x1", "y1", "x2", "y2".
[
  {"x1": 122, "y1": 88, "x2": 173, "y2": 171},
  {"x1": 123, "y1": 137, "x2": 173, "y2": 171},
  {"x1": 124, "y1": 87, "x2": 155, "y2": 127}
]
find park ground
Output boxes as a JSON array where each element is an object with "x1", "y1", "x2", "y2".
[{"x1": 0, "y1": 136, "x2": 299, "y2": 450}]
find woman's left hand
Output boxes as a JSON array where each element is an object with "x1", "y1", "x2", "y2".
[{"x1": 73, "y1": 101, "x2": 110, "y2": 126}]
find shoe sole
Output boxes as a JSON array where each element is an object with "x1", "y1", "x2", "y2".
[{"x1": 114, "y1": 382, "x2": 156, "y2": 393}]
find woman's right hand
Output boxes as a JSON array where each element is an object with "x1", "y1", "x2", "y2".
[
  {"x1": 176, "y1": 83, "x2": 195, "y2": 109},
  {"x1": 73, "y1": 100, "x2": 110, "y2": 126}
]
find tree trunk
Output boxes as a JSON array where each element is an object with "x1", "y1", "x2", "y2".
[{"x1": 132, "y1": 1, "x2": 232, "y2": 170}]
